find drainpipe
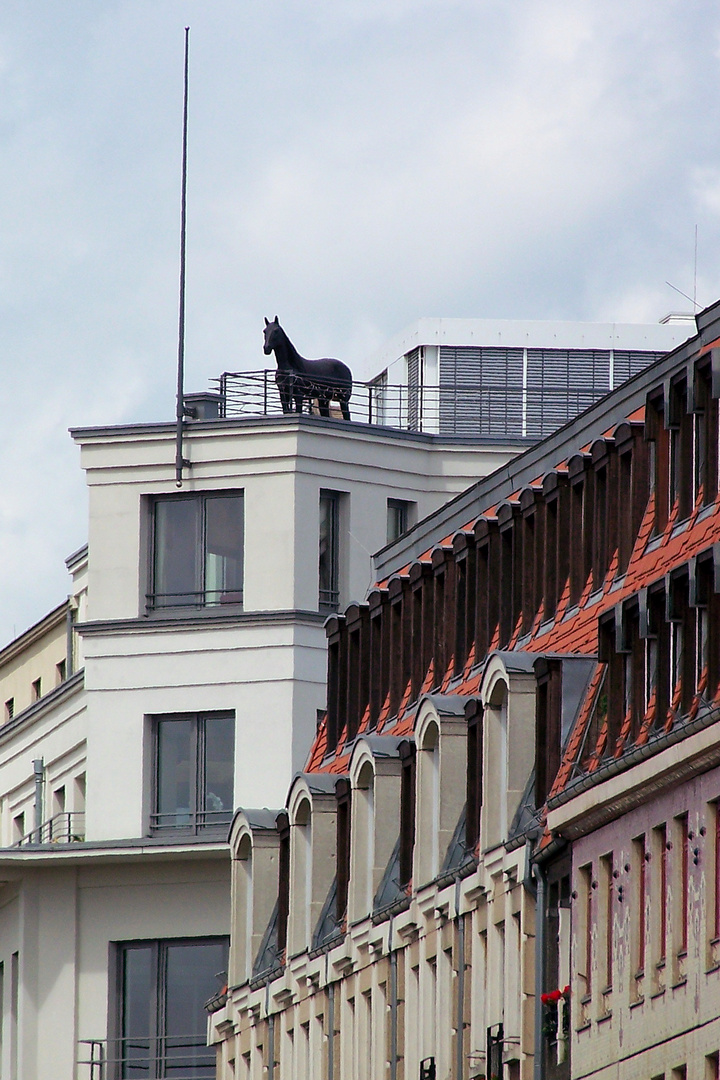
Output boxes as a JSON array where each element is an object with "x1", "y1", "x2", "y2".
[
  {"x1": 389, "y1": 916, "x2": 397, "y2": 1080},
  {"x1": 532, "y1": 861, "x2": 547, "y2": 1080},
  {"x1": 327, "y1": 982, "x2": 334, "y2": 1080},
  {"x1": 65, "y1": 600, "x2": 75, "y2": 678},
  {"x1": 268, "y1": 1012, "x2": 275, "y2": 1080},
  {"x1": 455, "y1": 875, "x2": 465, "y2": 1080},
  {"x1": 33, "y1": 759, "x2": 44, "y2": 842}
]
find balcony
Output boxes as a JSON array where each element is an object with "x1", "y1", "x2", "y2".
[
  {"x1": 78, "y1": 1035, "x2": 214, "y2": 1079},
  {"x1": 15, "y1": 811, "x2": 85, "y2": 846}
]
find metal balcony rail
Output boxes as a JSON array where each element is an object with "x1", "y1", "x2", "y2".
[
  {"x1": 15, "y1": 811, "x2": 85, "y2": 846},
  {"x1": 78, "y1": 1035, "x2": 215, "y2": 1080},
  {"x1": 149, "y1": 808, "x2": 233, "y2": 833},
  {"x1": 145, "y1": 588, "x2": 243, "y2": 611},
  {"x1": 213, "y1": 370, "x2": 604, "y2": 439}
]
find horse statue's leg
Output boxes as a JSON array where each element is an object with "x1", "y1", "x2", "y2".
[
  {"x1": 275, "y1": 371, "x2": 293, "y2": 414},
  {"x1": 340, "y1": 399, "x2": 351, "y2": 421},
  {"x1": 318, "y1": 396, "x2": 330, "y2": 417}
]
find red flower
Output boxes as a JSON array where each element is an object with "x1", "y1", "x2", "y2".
[{"x1": 541, "y1": 989, "x2": 563, "y2": 1005}]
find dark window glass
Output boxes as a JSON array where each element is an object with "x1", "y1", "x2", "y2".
[
  {"x1": 387, "y1": 499, "x2": 412, "y2": 544},
  {"x1": 152, "y1": 713, "x2": 234, "y2": 834},
  {"x1": 319, "y1": 492, "x2": 340, "y2": 612},
  {"x1": 157, "y1": 719, "x2": 193, "y2": 829},
  {"x1": 119, "y1": 938, "x2": 227, "y2": 1079},
  {"x1": 122, "y1": 946, "x2": 152, "y2": 1076},
  {"x1": 151, "y1": 493, "x2": 243, "y2": 610}
]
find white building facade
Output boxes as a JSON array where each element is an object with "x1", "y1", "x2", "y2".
[{"x1": 0, "y1": 409, "x2": 523, "y2": 1080}]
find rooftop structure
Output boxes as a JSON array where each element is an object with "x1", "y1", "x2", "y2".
[{"x1": 218, "y1": 316, "x2": 691, "y2": 439}]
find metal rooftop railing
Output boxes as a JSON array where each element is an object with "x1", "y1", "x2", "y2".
[{"x1": 212, "y1": 370, "x2": 611, "y2": 439}]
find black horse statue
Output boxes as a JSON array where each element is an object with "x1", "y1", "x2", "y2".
[{"x1": 263, "y1": 317, "x2": 353, "y2": 421}]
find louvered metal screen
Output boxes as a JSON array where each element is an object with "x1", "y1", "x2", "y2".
[
  {"x1": 525, "y1": 349, "x2": 610, "y2": 438},
  {"x1": 439, "y1": 347, "x2": 524, "y2": 437},
  {"x1": 612, "y1": 350, "x2": 665, "y2": 387},
  {"x1": 407, "y1": 348, "x2": 421, "y2": 431}
]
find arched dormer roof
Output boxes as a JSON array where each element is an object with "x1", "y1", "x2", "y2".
[
  {"x1": 286, "y1": 771, "x2": 341, "y2": 822},
  {"x1": 228, "y1": 807, "x2": 283, "y2": 859},
  {"x1": 480, "y1": 650, "x2": 536, "y2": 707},
  {"x1": 348, "y1": 735, "x2": 406, "y2": 786}
]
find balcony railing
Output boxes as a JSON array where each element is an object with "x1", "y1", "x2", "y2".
[
  {"x1": 15, "y1": 811, "x2": 85, "y2": 846},
  {"x1": 149, "y1": 808, "x2": 233, "y2": 834},
  {"x1": 78, "y1": 1035, "x2": 215, "y2": 1080},
  {"x1": 145, "y1": 588, "x2": 243, "y2": 612},
  {"x1": 213, "y1": 370, "x2": 604, "y2": 439}
]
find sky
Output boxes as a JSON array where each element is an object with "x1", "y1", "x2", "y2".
[{"x1": 2, "y1": 0, "x2": 720, "y2": 645}]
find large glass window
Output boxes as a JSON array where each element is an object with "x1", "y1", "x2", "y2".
[
  {"x1": 118, "y1": 937, "x2": 228, "y2": 1079},
  {"x1": 319, "y1": 491, "x2": 340, "y2": 613},
  {"x1": 152, "y1": 712, "x2": 234, "y2": 834},
  {"x1": 150, "y1": 492, "x2": 244, "y2": 610}
]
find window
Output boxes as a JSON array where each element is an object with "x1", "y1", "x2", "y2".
[
  {"x1": 151, "y1": 712, "x2": 234, "y2": 834},
  {"x1": 319, "y1": 491, "x2": 340, "y2": 613},
  {"x1": 578, "y1": 864, "x2": 592, "y2": 1003},
  {"x1": 56, "y1": 659, "x2": 66, "y2": 685},
  {"x1": 652, "y1": 823, "x2": 668, "y2": 984},
  {"x1": 399, "y1": 740, "x2": 416, "y2": 888},
  {"x1": 632, "y1": 835, "x2": 646, "y2": 992},
  {"x1": 150, "y1": 492, "x2": 244, "y2": 610},
  {"x1": 599, "y1": 853, "x2": 614, "y2": 995},
  {"x1": 4, "y1": 698, "x2": 13, "y2": 722},
  {"x1": 117, "y1": 937, "x2": 228, "y2": 1079},
  {"x1": 674, "y1": 812, "x2": 689, "y2": 963},
  {"x1": 31, "y1": 678, "x2": 41, "y2": 702},
  {"x1": 336, "y1": 779, "x2": 351, "y2": 925},
  {"x1": 387, "y1": 499, "x2": 413, "y2": 545}
]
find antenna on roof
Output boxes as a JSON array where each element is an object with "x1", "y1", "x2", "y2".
[
  {"x1": 175, "y1": 26, "x2": 191, "y2": 488},
  {"x1": 694, "y1": 223, "x2": 698, "y2": 311},
  {"x1": 665, "y1": 225, "x2": 702, "y2": 314}
]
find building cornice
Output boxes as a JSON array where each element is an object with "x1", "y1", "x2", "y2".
[
  {"x1": 69, "y1": 411, "x2": 530, "y2": 450},
  {"x1": 0, "y1": 600, "x2": 68, "y2": 665},
  {"x1": 546, "y1": 704, "x2": 720, "y2": 840},
  {"x1": 0, "y1": 669, "x2": 84, "y2": 743},
  {"x1": 77, "y1": 609, "x2": 328, "y2": 636},
  {"x1": 0, "y1": 835, "x2": 230, "y2": 868}
]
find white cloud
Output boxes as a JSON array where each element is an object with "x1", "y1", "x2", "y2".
[{"x1": 1, "y1": 0, "x2": 720, "y2": 641}]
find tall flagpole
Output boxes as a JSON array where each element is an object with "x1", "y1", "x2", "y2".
[{"x1": 175, "y1": 26, "x2": 190, "y2": 487}]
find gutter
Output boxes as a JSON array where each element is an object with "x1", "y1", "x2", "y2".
[
  {"x1": 532, "y1": 861, "x2": 547, "y2": 1080},
  {"x1": 547, "y1": 701, "x2": 720, "y2": 812}
]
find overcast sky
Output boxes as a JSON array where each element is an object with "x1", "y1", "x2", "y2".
[{"x1": 2, "y1": 1, "x2": 720, "y2": 645}]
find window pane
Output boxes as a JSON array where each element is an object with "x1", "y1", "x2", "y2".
[
  {"x1": 164, "y1": 941, "x2": 227, "y2": 1077},
  {"x1": 205, "y1": 495, "x2": 244, "y2": 605},
  {"x1": 157, "y1": 719, "x2": 193, "y2": 828},
  {"x1": 122, "y1": 945, "x2": 153, "y2": 1077},
  {"x1": 202, "y1": 715, "x2": 234, "y2": 828},
  {"x1": 154, "y1": 500, "x2": 198, "y2": 607},
  {"x1": 319, "y1": 493, "x2": 339, "y2": 612}
]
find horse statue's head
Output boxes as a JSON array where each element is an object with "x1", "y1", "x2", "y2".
[{"x1": 263, "y1": 316, "x2": 282, "y2": 356}]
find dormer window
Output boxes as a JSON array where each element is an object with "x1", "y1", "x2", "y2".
[{"x1": 149, "y1": 491, "x2": 244, "y2": 610}]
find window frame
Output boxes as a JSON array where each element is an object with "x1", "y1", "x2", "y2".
[
  {"x1": 386, "y1": 498, "x2": 414, "y2": 545},
  {"x1": 150, "y1": 711, "x2": 235, "y2": 836},
  {"x1": 147, "y1": 490, "x2": 244, "y2": 613},
  {"x1": 114, "y1": 935, "x2": 229, "y2": 1080},
  {"x1": 319, "y1": 490, "x2": 341, "y2": 613}
]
